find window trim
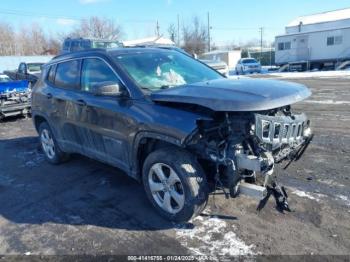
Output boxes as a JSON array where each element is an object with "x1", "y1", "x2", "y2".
[
  {"x1": 327, "y1": 35, "x2": 343, "y2": 46},
  {"x1": 46, "y1": 64, "x2": 57, "y2": 85},
  {"x1": 46, "y1": 56, "x2": 130, "y2": 97},
  {"x1": 278, "y1": 41, "x2": 291, "y2": 51},
  {"x1": 53, "y1": 59, "x2": 82, "y2": 90},
  {"x1": 327, "y1": 36, "x2": 335, "y2": 46}
]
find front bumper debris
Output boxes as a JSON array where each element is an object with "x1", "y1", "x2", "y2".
[{"x1": 0, "y1": 91, "x2": 31, "y2": 118}]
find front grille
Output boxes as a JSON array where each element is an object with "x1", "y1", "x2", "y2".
[{"x1": 255, "y1": 113, "x2": 307, "y2": 146}]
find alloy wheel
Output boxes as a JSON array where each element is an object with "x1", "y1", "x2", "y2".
[{"x1": 148, "y1": 163, "x2": 185, "y2": 214}]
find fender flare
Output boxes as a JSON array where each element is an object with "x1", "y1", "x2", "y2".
[{"x1": 130, "y1": 131, "x2": 186, "y2": 180}]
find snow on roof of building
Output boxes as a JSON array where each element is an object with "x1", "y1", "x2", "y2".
[
  {"x1": 287, "y1": 8, "x2": 350, "y2": 27},
  {"x1": 123, "y1": 36, "x2": 175, "y2": 46}
]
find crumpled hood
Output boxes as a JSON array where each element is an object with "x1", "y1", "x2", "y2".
[{"x1": 151, "y1": 78, "x2": 311, "y2": 111}]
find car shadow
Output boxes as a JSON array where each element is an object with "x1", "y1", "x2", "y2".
[{"x1": 0, "y1": 136, "x2": 236, "y2": 231}]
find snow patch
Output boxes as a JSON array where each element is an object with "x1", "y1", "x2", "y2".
[
  {"x1": 336, "y1": 195, "x2": 350, "y2": 206},
  {"x1": 175, "y1": 216, "x2": 254, "y2": 256},
  {"x1": 291, "y1": 189, "x2": 322, "y2": 202},
  {"x1": 268, "y1": 70, "x2": 350, "y2": 79},
  {"x1": 304, "y1": 100, "x2": 350, "y2": 105}
]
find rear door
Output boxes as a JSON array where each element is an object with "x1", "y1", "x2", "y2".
[
  {"x1": 77, "y1": 57, "x2": 133, "y2": 171},
  {"x1": 48, "y1": 59, "x2": 85, "y2": 152}
]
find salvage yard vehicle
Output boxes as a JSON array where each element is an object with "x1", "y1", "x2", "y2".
[
  {"x1": 4, "y1": 62, "x2": 45, "y2": 87},
  {"x1": 31, "y1": 47, "x2": 313, "y2": 222},
  {"x1": 0, "y1": 74, "x2": 31, "y2": 119},
  {"x1": 235, "y1": 58, "x2": 261, "y2": 75},
  {"x1": 61, "y1": 37, "x2": 123, "y2": 54},
  {"x1": 200, "y1": 59, "x2": 229, "y2": 76}
]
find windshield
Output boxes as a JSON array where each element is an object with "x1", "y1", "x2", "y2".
[
  {"x1": 242, "y1": 59, "x2": 258, "y2": 64},
  {"x1": 113, "y1": 50, "x2": 223, "y2": 91},
  {"x1": 27, "y1": 63, "x2": 43, "y2": 72},
  {"x1": 92, "y1": 41, "x2": 121, "y2": 49},
  {"x1": 0, "y1": 75, "x2": 10, "y2": 83}
]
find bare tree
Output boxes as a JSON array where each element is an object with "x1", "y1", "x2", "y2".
[
  {"x1": 71, "y1": 16, "x2": 123, "y2": 39},
  {"x1": 181, "y1": 16, "x2": 207, "y2": 55},
  {"x1": 167, "y1": 23, "x2": 177, "y2": 43},
  {"x1": 0, "y1": 22, "x2": 15, "y2": 55},
  {"x1": 16, "y1": 24, "x2": 48, "y2": 55}
]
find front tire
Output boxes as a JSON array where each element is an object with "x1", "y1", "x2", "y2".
[
  {"x1": 142, "y1": 147, "x2": 209, "y2": 222},
  {"x1": 39, "y1": 122, "x2": 69, "y2": 164}
]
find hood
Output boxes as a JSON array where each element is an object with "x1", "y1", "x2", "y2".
[{"x1": 151, "y1": 78, "x2": 311, "y2": 112}]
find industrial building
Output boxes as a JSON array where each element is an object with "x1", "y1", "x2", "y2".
[{"x1": 275, "y1": 8, "x2": 350, "y2": 71}]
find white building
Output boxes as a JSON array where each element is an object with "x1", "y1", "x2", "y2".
[
  {"x1": 275, "y1": 8, "x2": 350, "y2": 70},
  {"x1": 199, "y1": 50, "x2": 241, "y2": 69},
  {"x1": 123, "y1": 36, "x2": 175, "y2": 47}
]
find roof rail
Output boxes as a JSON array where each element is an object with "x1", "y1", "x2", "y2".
[{"x1": 53, "y1": 48, "x2": 107, "y2": 60}]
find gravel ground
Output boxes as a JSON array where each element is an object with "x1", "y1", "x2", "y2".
[{"x1": 0, "y1": 77, "x2": 349, "y2": 259}]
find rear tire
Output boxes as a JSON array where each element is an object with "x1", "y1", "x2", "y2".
[
  {"x1": 38, "y1": 122, "x2": 69, "y2": 164},
  {"x1": 142, "y1": 147, "x2": 209, "y2": 222}
]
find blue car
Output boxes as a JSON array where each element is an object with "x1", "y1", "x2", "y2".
[{"x1": 0, "y1": 74, "x2": 31, "y2": 119}]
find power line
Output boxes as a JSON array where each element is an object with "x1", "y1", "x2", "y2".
[
  {"x1": 212, "y1": 26, "x2": 281, "y2": 31},
  {"x1": 0, "y1": 8, "x2": 157, "y2": 24}
]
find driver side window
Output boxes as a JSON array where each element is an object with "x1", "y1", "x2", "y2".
[
  {"x1": 19, "y1": 63, "x2": 26, "y2": 74},
  {"x1": 81, "y1": 58, "x2": 121, "y2": 93}
]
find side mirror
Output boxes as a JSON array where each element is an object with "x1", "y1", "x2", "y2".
[{"x1": 92, "y1": 81, "x2": 127, "y2": 97}]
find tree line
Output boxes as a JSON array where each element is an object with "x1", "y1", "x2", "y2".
[
  {"x1": 0, "y1": 15, "x2": 266, "y2": 56},
  {"x1": 0, "y1": 16, "x2": 123, "y2": 56}
]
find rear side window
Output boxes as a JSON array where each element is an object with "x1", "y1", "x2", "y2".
[
  {"x1": 63, "y1": 40, "x2": 70, "y2": 50},
  {"x1": 55, "y1": 60, "x2": 80, "y2": 89},
  {"x1": 81, "y1": 40, "x2": 91, "y2": 49},
  {"x1": 47, "y1": 65, "x2": 56, "y2": 84},
  {"x1": 81, "y1": 58, "x2": 120, "y2": 92},
  {"x1": 70, "y1": 41, "x2": 80, "y2": 51}
]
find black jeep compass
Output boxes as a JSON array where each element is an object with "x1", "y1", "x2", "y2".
[{"x1": 31, "y1": 47, "x2": 313, "y2": 222}]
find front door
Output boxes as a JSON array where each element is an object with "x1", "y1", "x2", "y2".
[
  {"x1": 296, "y1": 35, "x2": 309, "y2": 61},
  {"x1": 77, "y1": 57, "x2": 134, "y2": 171}
]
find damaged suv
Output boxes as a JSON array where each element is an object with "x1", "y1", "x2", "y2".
[{"x1": 32, "y1": 48, "x2": 313, "y2": 222}]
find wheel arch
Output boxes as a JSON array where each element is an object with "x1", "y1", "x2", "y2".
[
  {"x1": 130, "y1": 131, "x2": 186, "y2": 181},
  {"x1": 33, "y1": 114, "x2": 48, "y2": 133}
]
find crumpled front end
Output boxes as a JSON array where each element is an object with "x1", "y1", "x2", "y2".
[
  {"x1": 187, "y1": 106, "x2": 313, "y2": 209},
  {"x1": 0, "y1": 89, "x2": 31, "y2": 119}
]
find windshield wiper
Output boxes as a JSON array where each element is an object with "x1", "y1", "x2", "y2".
[
  {"x1": 140, "y1": 87, "x2": 151, "y2": 92},
  {"x1": 160, "y1": 85, "x2": 176, "y2": 89}
]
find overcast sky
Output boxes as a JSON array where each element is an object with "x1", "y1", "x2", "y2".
[{"x1": 1, "y1": 0, "x2": 349, "y2": 45}]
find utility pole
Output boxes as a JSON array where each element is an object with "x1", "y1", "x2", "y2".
[
  {"x1": 156, "y1": 20, "x2": 160, "y2": 37},
  {"x1": 177, "y1": 14, "x2": 180, "y2": 46},
  {"x1": 259, "y1": 27, "x2": 264, "y2": 62},
  {"x1": 207, "y1": 12, "x2": 211, "y2": 52}
]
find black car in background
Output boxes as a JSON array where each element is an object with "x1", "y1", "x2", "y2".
[
  {"x1": 61, "y1": 37, "x2": 123, "y2": 54},
  {"x1": 4, "y1": 62, "x2": 45, "y2": 87},
  {"x1": 31, "y1": 47, "x2": 313, "y2": 222}
]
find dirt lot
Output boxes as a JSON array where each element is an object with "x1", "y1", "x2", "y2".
[{"x1": 0, "y1": 77, "x2": 349, "y2": 258}]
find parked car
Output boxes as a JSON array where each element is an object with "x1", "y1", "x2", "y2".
[
  {"x1": 235, "y1": 58, "x2": 261, "y2": 74},
  {"x1": 4, "y1": 62, "x2": 45, "y2": 87},
  {"x1": 32, "y1": 47, "x2": 313, "y2": 222},
  {"x1": 200, "y1": 59, "x2": 229, "y2": 76},
  {"x1": 0, "y1": 74, "x2": 31, "y2": 119},
  {"x1": 61, "y1": 37, "x2": 123, "y2": 54}
]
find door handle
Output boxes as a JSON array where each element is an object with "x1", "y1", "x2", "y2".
[
  {"x1": 46, "y1": 93, "x2": 52, "y2": 99},
  {"x1": 75, "y1": 99, "x2": 87, "y2": 106}
]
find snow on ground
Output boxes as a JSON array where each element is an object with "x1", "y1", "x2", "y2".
[
  {"x1": 291, "y1": 189, "x2": 324, "y2": 202},
  {"x1": 175, "y1": 215, "x2": 254, "y2": 256},
  {"x1": 304, "y1": 100, "x2": 350, "y2": 105},
  {"x1": 267, "y1": 70, "x2": 350, "y2": 79},
  {"x1": 336, "y1": 195, "x2": 350, "y2": 206}
]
